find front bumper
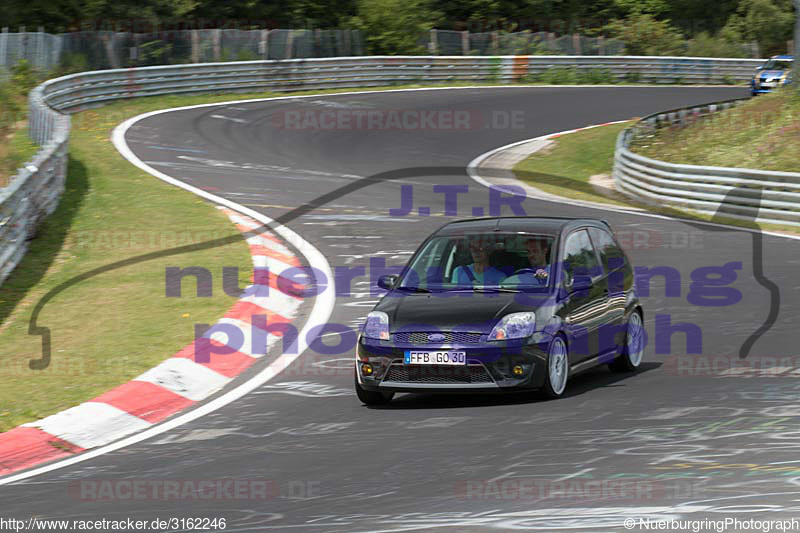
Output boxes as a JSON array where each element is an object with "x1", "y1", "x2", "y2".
[
  {"x1": 751, "y1": 79, "x2": 787, "y2": 94},
  {"x1": 356, "y1": 333, "x2": 551, "y2": 393}
]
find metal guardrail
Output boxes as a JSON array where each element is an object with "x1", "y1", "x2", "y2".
[
  {"x1": 613, "y1": 99, "x2": 800, "y2": 227},
  {"x1": 0, "y1": 55, "x2": 768, "y2": 285}
]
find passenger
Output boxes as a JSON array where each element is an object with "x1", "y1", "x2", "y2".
[{"x1": 452, "y1": 238, "x2": 507, "y2": 285}]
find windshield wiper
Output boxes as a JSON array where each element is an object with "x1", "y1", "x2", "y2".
[
  {"x1": 446, "y1": 287, "x2": 521, "y2": 293},
  {"x1": 394, "y1": 286, "x2": 431, "y2": 293}
]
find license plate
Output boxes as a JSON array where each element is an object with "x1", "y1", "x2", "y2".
[{"x1": 404, "y1": 351, "x2": 466, "y2": 365}]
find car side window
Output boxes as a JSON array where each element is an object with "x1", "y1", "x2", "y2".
[
  {"x1": 588, "y1": 227, "x2": 626, "y2": 273},
  {"x1": 562, "y1": 229, "x2": 600, "y2": 285}
]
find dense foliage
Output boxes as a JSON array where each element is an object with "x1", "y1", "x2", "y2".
[{"x1": 0, "y1": 0, "x2": 795, "y2": 55}]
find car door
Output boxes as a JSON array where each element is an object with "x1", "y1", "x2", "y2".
[
  {"x1": 588, "y1": 226, "x2": 628, "y2": 358},
  {"x1": 560, "y1": 228, "x2": 608, "y2": 363}
]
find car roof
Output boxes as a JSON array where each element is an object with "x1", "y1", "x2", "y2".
[{"x1": 433, "y1": 216, "x2": 609, "y2": 237}]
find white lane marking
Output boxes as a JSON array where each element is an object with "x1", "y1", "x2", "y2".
[
  {"x1": 0, "y1": 101, "x2": 336, "y2": 485},
  {"x1": 322, "y1": 235, "x2": 381, "y2": 239},
  {"x1": 310, "y1": 357, "x2": 355, "y2": 369},
  {"x1": 466, "y1": 125, "x2": 800, "y2": 242},
  {"x1": 253, "y1": 381, "x2": 352, "y2": 398},
  {"x1": 22, "y1": 403, "x2": 152, "y2": 450},
  {"x1": 209, "y1": 114, "x2": 248, "y2": 123},
  {"x1": 554, "y1": 468, "x2": 595, "y2": 482},
  {"x1": 135, "y1": 358, "x2": 231, "y2": 401}
]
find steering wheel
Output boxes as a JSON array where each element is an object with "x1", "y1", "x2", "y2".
[{"x1": 511, "y1": 267, "x2": 548, "y2": 278}]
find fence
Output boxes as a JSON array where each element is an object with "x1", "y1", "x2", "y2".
[
  {"x1": 0, "y1": 28, "x2": 365, "y2": 73},
  {"x1": 613, "y1": 100, "x2": 800, "y2": 226},
  {"x1": 0, "y1": 27, "x2": 766, "y2": 75},
  {"x1": 431, "y1": 30, "x2": 627, "y2": 56},
  {"x1": 0, "y1": 55, "x2": 767, "y2": 285}
]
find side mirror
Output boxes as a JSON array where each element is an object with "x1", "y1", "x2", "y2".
[
  {"x1": 570, "y1": 275, "x2": 593, "y2": 293},
  {"x1": 377, "y1": 274, "x2": 399, "y2": 290}
]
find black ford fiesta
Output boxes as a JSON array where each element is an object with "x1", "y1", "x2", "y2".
[{"x1": 355, "y1": 216, "x2": 645, "y2": 405}]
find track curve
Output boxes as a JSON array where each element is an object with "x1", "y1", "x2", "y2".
[{"x1": 5, "y1": 86, "x2": 800, "y2": 531}]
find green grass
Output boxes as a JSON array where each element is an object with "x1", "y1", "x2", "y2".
[
  {"x1": 1, "y1": 126, "x2": 37, "y2": 186},
  {"x1": 512, "y1": 121, "x2": 633, "y2": 206},
  {"x1": 0, "y1": 81, "x2": 36, "y2": 187},
  {"x1": 633, "y1": 89, "x2": 800, "y2": 172}
]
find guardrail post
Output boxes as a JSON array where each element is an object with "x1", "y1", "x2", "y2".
[
  {"x1": 191, "y1": 30, "x2": 200, "y2": 63},
  {"x1": 429, "y1": 29, "x2": 438, "y2": 55},
  {"x1": 461, "y1": 31, "x2": 469, "y2": 55},
  {"x1": 20, "y1": 26, "x2": 27, "y2": 63},
  {"x1": 259, "y1": 29, "x2": 269, "y2": 60},
  {"x1": 212, "y1": 29, "x2": 221, "y2": 61},
  {"x1": 286, "y1": 30, "x2": 294, "y2": 59},
  {"x1": 0, "y1": 28, "x2": 7, "y2": 73}
]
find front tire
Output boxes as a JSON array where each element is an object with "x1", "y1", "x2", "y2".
[
  {"x1": 355, "y1": 373, "x2": 394, "y2": 406},
  {"x1": 542, "y1": 334, "x2": 569, "y2": 399},
  {"x1": 610, "y1": 309, "x2": 644, "y2": 372}
]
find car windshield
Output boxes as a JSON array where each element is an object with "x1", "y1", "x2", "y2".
[
  {"x1": 762, "y1": 60, "x2": 792, "y2": 70},
  {"x1": 397, "y1": 232, "x2": 555, "y2": 291}
]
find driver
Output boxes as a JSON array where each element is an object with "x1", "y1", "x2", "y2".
[{"x1": 503, "y1": 237, "x2": 550, "y2": 286}]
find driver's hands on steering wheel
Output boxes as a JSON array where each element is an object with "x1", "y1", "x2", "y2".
[{"x1": 513, "y1": 267, "x2": 548, "y2": 279}]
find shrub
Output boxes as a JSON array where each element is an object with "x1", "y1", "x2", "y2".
[
  {"x1": 686, "y1": 31, "x2": 751, "y2": 58},
  {"x1": 580, "y1": 68, "x2": 615, "y2": 84},
  {"x1": 624, "y1": 71, "x2": 643, "y2": 83},
  {"x1": 56, "y1": 53, "x2": 89, "y2": 76},
  {"x1": 10, "y1": 60, "x2": 39, "y2": 96},
  {"x1": 604, "y1": 12, "x2": 686, "y2": 56}
]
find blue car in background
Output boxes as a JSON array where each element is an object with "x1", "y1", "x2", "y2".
[{"x1": 751, "y1": 55, "x2": 793, "y2": 95}]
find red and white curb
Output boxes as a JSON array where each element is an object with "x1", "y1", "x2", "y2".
[{"x1": 0, "y1": 207, "x2": 304, "y2": 476}]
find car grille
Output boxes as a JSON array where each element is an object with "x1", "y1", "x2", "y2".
[
  {"x1": 393, "y1": 331, "x2": 483, "y2": 344},
  {"x1": 382, "y1": 363, "x2": 494, "y2": 384}
]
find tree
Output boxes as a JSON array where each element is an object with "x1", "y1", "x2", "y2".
[
  {"x1": 349, "y1": 0, "x2": 442, "y2": 54},
  {"x1": 732, "y1": 0, "x2": 794, "y2": 56},
  {"x1": 604, "y1": 11, "x2": 686, "y2": 55}
]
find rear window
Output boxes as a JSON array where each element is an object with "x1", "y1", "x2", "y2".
[{"x1": 588, "y1": 227, "x2": 627, "y2": 272}]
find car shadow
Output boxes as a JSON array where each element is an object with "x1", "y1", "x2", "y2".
[{"x1": 367, "y1": 361, "x2": 661, "y2": 410}]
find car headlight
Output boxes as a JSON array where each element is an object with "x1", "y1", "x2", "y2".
[
  {"x1": 488, "y1": 312, "x2": 536, "y2": 341},
  {"x1": 364, "y1": 311, "x2": 390, "y2": 340}
]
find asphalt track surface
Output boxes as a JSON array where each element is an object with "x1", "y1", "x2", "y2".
[{"x1": 5, "y1": 86, "x2": 800, "y2": 531}]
